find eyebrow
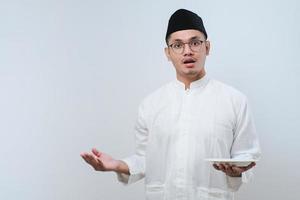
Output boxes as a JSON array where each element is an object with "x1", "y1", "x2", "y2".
[{"x1": 172, "y1": 36, "x2": 202, "y2": 42}]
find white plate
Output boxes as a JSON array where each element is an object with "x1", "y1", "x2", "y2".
[{"x1": 205, "y1": 158, "x2": 258, "y2": 167}]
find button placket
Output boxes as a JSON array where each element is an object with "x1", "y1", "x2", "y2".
[{"x1": 175, "y1": 89, "x2": 191, "y2": 190}]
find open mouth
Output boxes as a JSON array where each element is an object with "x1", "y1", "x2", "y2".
[{"x1": 183, "y1": 58, "x2": 196, "y2": 65}]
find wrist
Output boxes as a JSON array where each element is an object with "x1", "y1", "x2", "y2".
[
  {"x1": 228, "y1": 173, "x2": 242, "y2": 177},
  {"x1": 115, "y1": 160, "x2": 130, "y2": 175}
]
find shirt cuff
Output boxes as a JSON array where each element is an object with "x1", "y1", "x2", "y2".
[
  {"x1": 226, "y1": 169, "x2": 254, "y2": 192},
  {"x1": 116, "y1": 156, "x2": 145, "y2": 185},
  {"x1": 226, "y1": 175, "x2": 242, "y2": 192}
]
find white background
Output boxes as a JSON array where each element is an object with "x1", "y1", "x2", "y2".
[{"x1": 1, "y1": 0, "x2": 299, "y2": 199}]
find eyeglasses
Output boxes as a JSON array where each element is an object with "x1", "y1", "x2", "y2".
[{"x1": 168, "y1": 39, "x2": 205, "y2": 54}]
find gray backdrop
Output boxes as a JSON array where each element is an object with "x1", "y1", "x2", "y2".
[{"x1": 1, "y1": 0, "x2": 299, "y2": 199}]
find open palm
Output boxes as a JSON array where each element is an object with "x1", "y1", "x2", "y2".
[{"x1": 81, "y1": 148, "x2": 119, "y2": 171}]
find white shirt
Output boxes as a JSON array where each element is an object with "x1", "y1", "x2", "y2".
[{"x1": 118, "y1": 75, "x2": 261, "y2": 200}]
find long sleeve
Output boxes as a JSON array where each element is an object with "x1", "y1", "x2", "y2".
[
  {"x1": 117, "y1": 102, "x2": 149, "y2": 185},
  {"x1": 226, "y1": 97, "x2": 261, "y2": 191}
]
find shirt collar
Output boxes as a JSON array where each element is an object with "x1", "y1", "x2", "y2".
[{"x1": 173, "y1": 75, "x2": 210, "y2": 90}]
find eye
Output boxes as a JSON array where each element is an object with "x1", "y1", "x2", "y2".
[
  {"x1": 190, "y1": 40, "x2": 202, "y2": 47},
  {"x1": 172, "y1": 42, "x2": 183, "y2": 49}
]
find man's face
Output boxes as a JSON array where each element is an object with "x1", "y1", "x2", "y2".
[{"x1": 165, "y1": 29, "x2": 210, "y2": 81}]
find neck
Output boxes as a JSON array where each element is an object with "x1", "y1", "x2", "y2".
[{"x1": 177, "y1": 72, "x2": 206, "y2": 90}]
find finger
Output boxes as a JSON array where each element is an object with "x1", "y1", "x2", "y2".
[
  {"x1": 219, "y1": 163, "x2": 225, "y2": 171},
  {"x1": 248, "y1": 162, "x2": 256, "y2": 168},
  {"x1": 225, "y1": 164, "x2": 234, "y2": 175},
  {"x1": 224, "y1": 163, "x2": 230, "y2": 171},
  {"x1": 83, "y1": 154, "x2": 98, "y2": 165},
  {"x1": 81, "y1": 153, "x2": 91, "y2": 161},
  {"x1": 81, "y1": 153, "x2": 94, "y2": 163},
  {"x1": 81, "y1": 152, "x2": 95, "y2": 160},
  {"x1": 234, "y1": 162, "x2": 255, "y2": 172},
  {"x1": 92, "y1": 148, "x2": 101, "y2": 157},
  {"x1": 244, "y1": 162, "x2": 256, "y2": 171},
  {"x1": 82, "y1": 155, "x2": 93, "y2": 165},
  {"x1": 213, "y1": 164, "x2": 220, "y2": 170},
  {"x1": 83, "y1": 154, "x2": 103, "y2": 170},
  {"x1": 232, "y1": 166, "x2": 243, "y2": 174}
]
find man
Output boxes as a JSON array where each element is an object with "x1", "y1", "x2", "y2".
[{"x1": 81, "y1": 9, "x2": 261, "y2": 200}]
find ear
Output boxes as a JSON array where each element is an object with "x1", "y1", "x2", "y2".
[
  {"x1": 205, "y1": 41, "x2": 211, "y2": 56},
  {"x1": 164, "y1": 47, "x2": 171, "y2": 61}
]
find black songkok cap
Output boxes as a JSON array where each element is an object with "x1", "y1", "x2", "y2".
[{"x1": 165, "y1": 9, "x2": 207, "y2": 43}]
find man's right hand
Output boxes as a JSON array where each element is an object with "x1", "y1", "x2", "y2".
[{"x1": 80, "y1": 148, "x2": 129, "y2": 174}]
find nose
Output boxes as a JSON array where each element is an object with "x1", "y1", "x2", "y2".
[{"x1": 183, "y1": 43, "x2": 193, "y2": 56}]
